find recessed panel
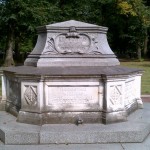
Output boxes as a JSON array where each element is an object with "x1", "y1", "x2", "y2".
[{"x1": 46, "y1": 86, "x2": 99, "y2": 111}]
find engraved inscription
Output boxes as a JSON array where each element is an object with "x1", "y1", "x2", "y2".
[
  {"x1": 55, "y1": 34, "x2": 91, "y2": 54},
  {"x1": 48, "y1": 86, "x2": 98, "y2": 105}
]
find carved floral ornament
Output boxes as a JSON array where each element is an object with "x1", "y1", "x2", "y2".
[{"x1": 43, "y1": 26, "x2": 101, "y2": 55}]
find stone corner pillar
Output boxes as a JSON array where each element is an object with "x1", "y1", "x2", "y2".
[
  {"x1": 0, "y1": 74, "x2": 7, "y2": 110},
  {"x1": 136, "y1": 98, "x2": 143, "y2": 109},
  {"x1": 17, "y1": 80, "x2": 44, "y2": 125},
  {"x1": 135, "y1": 73, "x2": 143, "y2": 109},
  {"x1": 102, "y1": 75, "x2": 127, "y2": 124}
]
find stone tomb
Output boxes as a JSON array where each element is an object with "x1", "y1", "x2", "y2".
[{"x1": 2, "y1": 20, "x2": 143, "y2": 125}]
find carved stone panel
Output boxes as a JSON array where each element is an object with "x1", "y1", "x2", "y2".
[
  {"x1": 48, "y1": 86, "x2": 98, "y2": 105},
  {"x1": 42, "y1": 27, "x2": 103, "y2": 55},
  {"x1": 45, "y1": 82, "x2": 100, "y2": 111},
  {"x1": 55, "y1": 34, "x2": 91, "y2": 54},
  {"x1": 109, "y1": 85, "x2": 123, "y2": 105},
  {"x1": 44, "y1": 37, "x2": 56, "y2": 54},
  {"x1": 125, "y1": 79, "x2": 136, "y2": 105},
  {"x1": 24, "y1": 85, "x2": 37, "y2": 106}
]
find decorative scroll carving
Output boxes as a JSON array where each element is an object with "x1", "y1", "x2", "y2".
[
  {"x1": 89, "y1": 37, "x2": 102, "y2": 54},
  {"x1": 43, "y1": 37, "x2": 58, "y2": 54},
  {"x1": 43, "y1": 27, "x2": 102, "y2": 55},
  {"x1": 24, "y1": 86, "x2": 37, "y2": 106},
  {"x1": 66, "y1": 26, "x2": 80, "y2": 38},
  {"x1": 87, "y1": 33, "x2": 102, "y2": 55},
  {"x1": 109, "y1": 85, "x2": 122, "y2": 105}
]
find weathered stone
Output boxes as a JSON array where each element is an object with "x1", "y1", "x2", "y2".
[
  {"x1": 1, "y1": 20, "x2": 143, "y2": 125},
  {"x1": 0, "y1": 103, "x2": 150, "y2": 145},
  {"x1": 24, "y1": 20, "x2": 120, "y2": 67}
]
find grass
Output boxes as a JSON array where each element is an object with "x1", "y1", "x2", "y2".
[{"x1": 121, "y1": 61, "x2": 150, "y2": 95}]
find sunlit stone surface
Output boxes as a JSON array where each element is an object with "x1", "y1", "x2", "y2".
[{"x1": 2, "y1": 20, "x2": 143, "y2": 125}]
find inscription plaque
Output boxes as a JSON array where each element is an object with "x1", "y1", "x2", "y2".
[
  {"x1": 55, "y1": 34, "x2": 91, "y2": 54},
  {"x1": 48, "y1": 86, "x2": 98, "y2": 105}
]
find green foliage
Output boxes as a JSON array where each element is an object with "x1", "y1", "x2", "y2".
[
  {"x1": 117, "y1": 1, "x2": 137, "y2": 16},
  {"x1": 117, "y1": 0, "x2": 150, "y2": 59},
  {"x1": 0, "y1": 0, "x2": 150, "y2": 63},
  {"x1": 0, "y1": 0, "x2": 61, "y2": 65}
]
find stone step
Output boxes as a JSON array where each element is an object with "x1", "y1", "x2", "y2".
[{"x1": 0, "y1": 103, "x2": 150, "y2": 145}]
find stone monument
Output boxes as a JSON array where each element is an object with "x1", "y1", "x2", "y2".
[{"x1": 2, "y1": 20, "x2": 143, "y2": 125}]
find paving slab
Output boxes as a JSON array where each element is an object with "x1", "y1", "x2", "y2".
[
  {"x1": 0, "y1": 134, "x2": 150, "y2": 150},
  {"x1": 1, "y1": 135, "x2": 150, "y2": 150},
  {"x1": 122, "y1": 132, "x2": 150, "y2": 150},
  {"x1": 0, "y1": 144, "x2": 124, "y2": 150},
  {"x1": 122, "y1": 144, "x2": 150, "y2": 150},
  {"x1": 40, "y1": 121, "x2": 150, "y2": 144},
  {"x1": 0, "y1": 111, "x2": 41, "y2": 145}
]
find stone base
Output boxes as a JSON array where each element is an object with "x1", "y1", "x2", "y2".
[
  {"x1": 17, "y1": 111, "x2": 102, "y2": 125},
  {"x1": 5, "y1": 102, "x2": 19, "y2": 117},
  {"x1": 3, "y1": 65, "x2": 143, "y2": 125},
  {"x1": 16, "y1": 100, "x2": 141, "y2": 125},
  {"x1": 102, "y1": 110, "x2": 127, "y2": 124},
  {"x1": 0, "y1": 103, "x2": 150, "y2": 145},
  {"x1": 0, "y1": 100, "x2": 6, "y2": 111}
]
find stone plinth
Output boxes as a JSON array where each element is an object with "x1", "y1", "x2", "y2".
[{"x1": 3, "y1": 66, "x2": 143, "y2": 125}]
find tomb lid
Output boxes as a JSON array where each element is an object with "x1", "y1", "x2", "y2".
[
  {"x1": 47, "y1": 20, "x2": 99, "y2": 27},
  {"x1": 37, "y1": 20, "x2": 108, "y2": 33},
  {"x1": 24, "y1": 20, "x2": 120, "y2": 67}
]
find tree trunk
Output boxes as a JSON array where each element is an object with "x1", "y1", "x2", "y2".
[
  {"x1": 137, "y1": 41, "x2": 142, "y2": 61},
  {"x1": 143, "y1": 29, "x2": 149, "y2": 58},
  {"x1": 59, "y1": 0, "x2": 65, "y2": 9},
  {"x1": 15, "y1": 38, "x2": 20, "y2": 61},
  {"x1": 3, "y1": 27, "x2": 15, "y2": 67}
]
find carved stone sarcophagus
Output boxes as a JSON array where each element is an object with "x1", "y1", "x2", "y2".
[{"x1": 2, "y1": 20, "x2": 143, "y2": 125}]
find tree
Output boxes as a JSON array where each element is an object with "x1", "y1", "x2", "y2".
[
  {"x1": 0, "y1": 0, "x2": 150, "y2": 63},
  {"x1": 0, "y1": 0, "x2": 58, "y2": 66},
  {"x1": 117, "y1": 0, "x2": 150, "y2": 59}
]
